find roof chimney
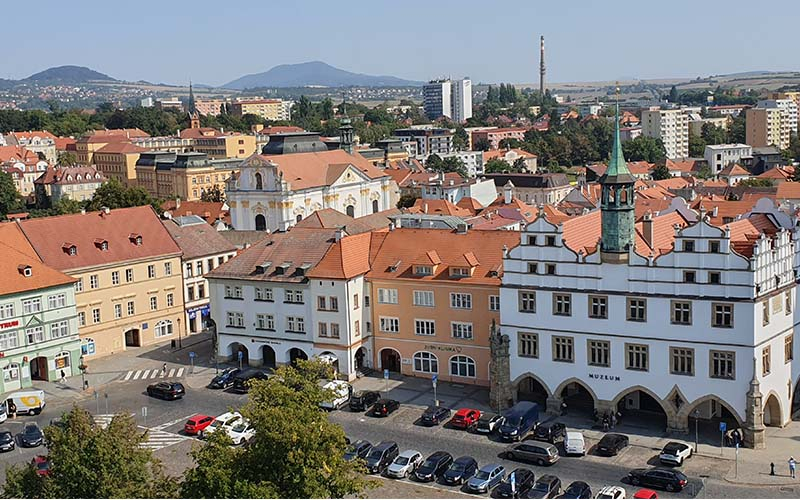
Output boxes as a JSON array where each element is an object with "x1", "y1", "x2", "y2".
[
  {"x1": 712, "y1": 205, "x2": 718, "y2": 217},
  {"x1": 335, "y1": 228, "x2": 345, "y2": 242},
  {"x1": 176, "y1": 197, "x2": 181, "y2": 209},
  {"x1": 80, "y1": 208, "x2": 86, "y2": 215},
  {"x1": 395, "y1": 217, "x2": 401, "y2": 229},
  {"x1": 389, "y1": 222, "x2": 395, "y2": 231},
  {"x1": 642, "y1": 210, "x2": 654, "y2": 248},
  {"x1": 423, "y1": 203, "x2": 428, "y2": 214}
]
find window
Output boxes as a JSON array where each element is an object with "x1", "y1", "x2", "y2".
[
  {"x1": 588, "y1": 340, "x2": 610, "y2": 367},
  {"x1": 710, "y1": 350, "x2": 735, "y2": 379},
  {"x1": 671, "y1": 301, "x2": 692, "y2": 325},
  {"x1": 225, "y1": 286, "x2": 243, "y2": 299},
  {"x1": 413, "y1": 352, "x2": 438, "y2": 373},
  {"x1": 415, "y1": 319, "x2": 436, "y2": 336},
  {"x1": 198, "y1": 283, "x2": 205, "y2": 298},
  {"x1": 26, "y1": 326, "x2": 44, "y2": 344},
  {"x1": 451, "y1": 322, "x2": 473, "y2": 340},
  {"x1": 329, "y1": 296, "x2": 339, "y2": 311},
  {"x1": 114, "y1": 304, "x2": 122, "y2": 319},
  {"x1": 0, "y1": 303, "x2": 12, "y2": 319},
  {"x1": 111, "y1": 271, "x2": 120, "y2": 285},
  {"x1": 257, "y1": 314, "x2": 274, "y2": 330},
  {"x1": 125, "y1": 268, "x2": 134, "y2": 283},
  {"x1": 682, "y1": 240, "x2": 695, "y2": 252},
  {"x1": 709, "y1": 240, "x2": 720, "y2": 253},
  {"x1": 286, "y1": 316, "x2": 305, "y2": 332},
  {"x1": 330, "y1": 323, "x2": 340, "y2": 338},
  {"x1": 787, "y1": 290, "x2": 793, "y2": 315},
  {"x1": 527, "y1": 235, "x2": 537, "y2": 246},
  {"x1": 127, "y1": 301, "x2": 135, "y2": 316},
  {"x1": 78, "y1": 311, "x2": 85, "y2": 326},
  {"x1": 670, "y1": 347, "x2": 694, "y2": 376},
  {"x1": 92, "y1": 308, "x2": 101, "y2": 323},
  {"x1": 552, "y1": 336, "x2": 574, "y2": 362},
  {"x1": 415, "y1": 265, "x2": 433, "y2": 276},
  {"x1": 226, "y1": 311, "x2": 244, "y2": 328},
  {"x1": 89, "y1": 274, "x2": 99, "y2": 289},
  {"x1": 545, "y1": 264, "x2": 556, "y2": 275},
  {"x1": 413, "y1": 290, "x2": 434, "y2": 307},
  {"x1": 285, "y1": 290, "x2": 303, "y2": 303},
  {"x1": 317, "y1": 296, "x2": 327, "y2": 310},
  {"x1": 518, "y1": 291, "x2": 536, "y2": 313},
  {"x1": 450, "y1": 355, "x2": 476, "y2": 377},
  {"x1": 450, "y1": 293, "x2": 472, "y2": 309},
  {"x1": 627, "y1": 298, "x2": 646, "y2": 322},
  {"x1": 589, "y1": 295, "x2": 607, "y2": 319},
  {"x1": 50, "y1": 320, "x2": 69, "y2": 339},
  {"x1": 709, "y1": 272, "x2": 721, "y2": 284},
  {"x1": 527, "y1": 262, "x2": 538, "y2": 274},
  {"x1": 75, "y1": 279, "x2": 83, "y2": 293},
  {"x1": 195, "y1": 262, "x2": 203, "y2": 276},
  {"x1": 377, "y1": 288, "x2": 398, "y2": 304},
  {"x1": 22, "y1": 298, "x2": 41, "y2": 314},
  {"x1": 166, "y1": 293, "x2": 174, "y2": 307},
  {"x1": 626, "y1": 344, "x2": 649, "y2": 371},
  {"x1": 47, "y1": 293, "x2": 66, "y2": 309},
  {"x1": 2, "y1": 363, "x2": 20, "y2": 382},
  {"x1": 683, "y1": 271, "x2": 696, "y2": 283},
  {"x1": 364, "y1": 295, "x2": 370, "y2": 307},
  {"x1": 185, "y1": 263, "x2": 193, "y2": 278},
  {"x1": 155, "y1": 320, "x2": 173, "y2": 338},
  {"x1": 762, "y1": 300, "x2": 770, "y2": 326},
  {"x1": 786, "y1": 335, "x2": 794, "y2": 363},
  {"x1": 518, "y1": 332, "x2": 538, "y2": 358},
  {"x1": 489, "y1": 295, "x2": 500, "y2": 311},
  {"x1": 255, "y1": 287, "x2": 274, "y2": 301},
  {"x1": 712, "y1": 303, "x2": 734, "y2": 328},
  {"x1": 762, "y1": 346, "x2": 771, "y2": 376},
  {"x1": 354, "y1": 293, "x2": 359, "y2": 309},
  {"x1": 164, "y1": 262, "x2": 172, "y2": 276},
  {"x1": 450, "y1": 267, "x2": 470, "y2": 277},
  {"x1": 553, "y1": 293, "x2": 571, "y2": 316},
  {"x1": 150, "y1": 296, "x2": 158, "y2": 311},
  {"x1": 379, "y1": 316, "x2": 399, "y2": 333},
  {"x1": 546, "y1": 235, "x2": 556, "y2": 246}
]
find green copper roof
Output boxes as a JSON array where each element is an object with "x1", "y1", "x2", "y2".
[{"x1": 600, "y1": 101, "x2": 634, "y2": 184}]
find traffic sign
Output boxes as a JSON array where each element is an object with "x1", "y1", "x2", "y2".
[
  {"x1": 719, "y1": 422, "x2": 727, "y2": 432},
  {"x1": 432, "y1": 374, "x2": 438, "y2": 383},
  {"x1": 384, "y1": 369, "x2": 389, "y2": 380},
  {"x1": 237, "y1": 351, "x2": 244, "y2": 360},
  {"x1": 189, "y1": 351, "x2": 196, "y2": 359}
]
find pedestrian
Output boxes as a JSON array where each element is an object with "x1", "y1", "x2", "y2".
[
  {"x1": 162, "y1": 362, "x2": 167, "y2": 376},
  {"x1": 611, "y1": 412, "x2": 617, "y2": 429},
  {"x1": 7, "y1": 400, "x2": 16, "y2": 419},
  {"x1": 602, "y1": 414, "x2": 610, "y2": 432},
  {"x1": 59, "y1": 369, "x2": 66, "y2": 383},
  {"x1": 789, "y1": 457, "x2": 796, "y2": 478}
]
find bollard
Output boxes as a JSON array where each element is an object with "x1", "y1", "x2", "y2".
[{"x1": 771, "y1": 462, "x2": 775, "y2": 476}]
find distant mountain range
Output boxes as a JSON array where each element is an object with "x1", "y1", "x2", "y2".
[
  {"x1": 222, "y1": 61, "x2": 423, "y2": 90},
  {"x1": 24, "y1": 65, "x2": 116, "y2": 84}
]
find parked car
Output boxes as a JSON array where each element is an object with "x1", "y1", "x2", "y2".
[
  {"x1": 499, "y1": 401, "x2": 540, "y2": 441},
  {"x1": 527, "y1": 474, "x2": 562, "y2": 499},
  {"x1": 658, "y1": 442, "x2": 692, "y2": 466},
  {"x1": 441, "y1": 455, "x2": 478, "y2": 485},
  {"x1": 626, "y1": 468, "x2": 687, "y2": 492},
  {"x1": 348, "y1": 390, "x2": 381, "y2": 412},
  {"x1": 474, "y1": 412, "x2": 503, "y2": 434},
  {"x1": 413, "y1": 451, "x2": 453, "y2": 482},
  {"x1": 595, "y1": 433, "x2": 629, "y2": 456},
  {"x1": 466, "y1": 463, "x2": 506, "y2": 493},
  {"x1": 230, "y1": 370, "x2": 270, "y2": 394},
  {"x1": 146, "y1": 381, "x2": 185, "y2": 400},
  {"x1": 596, "y1": 485, "x2": 627, "y2": 499},
  {"x1": 364, "y1": 441, "x2": 399, "y2": 474},
  {"x1": 200, "y1": 411, "x2": 242, "y2": 439},
  {"x1": 386, "y1": 449, "x2": 423, "y2": 478},
  {"x1": 19, "y1": 422, "x2": 43, "y2": 447},
  {"x1": 564, "y1": 431, "x2": 586, "y2": 456},
  {"x1": 631, "y1": 489, "x2": 658, "y2": 499},
  {"x1": 31, "y1": 455, "x2": 50, "y2": 476},
  {"x1": 369, "y1": 399, "x2": 400, "y2": 417},
  {"x1": 561, "y1": 481, "x2": 592, "y2": 499},
  {"x1": 420, "y1": 405, "x2": 451, "y2": 426},
  {"x1": 505, "y1": 441, "x2": 560, "y2": 466},
  {"x1": 451, "y1": 408, "x2": 481, "y2": 430},
  {"x1": 208, "y1": 367, "x2": 241, "y2": 389},
  {"x1": 184, "y1": 415, "x2": 215, "y2": 435},
  {"x1": 344, "y1": 440, "x2": 372, "y2": 462},
  {"x1": 319, "y1": 380, "x2": 353, "y2": 410},
  {"x1": 0, "y1": 431, "x2": 15, "y2": 452},
  {"x1": 532, "y1": 422, "x2": 566, "y2": 444},
  {"x1": 493, "y1": 467, "x2": 535, "y2": 498},
  {"x1": 227, "y1": 419, "x2": 256, "y2": 445}
]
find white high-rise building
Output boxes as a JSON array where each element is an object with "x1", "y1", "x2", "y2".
[
  {"x1": 451, "y1": 78, "x2": 473, "y2": 123},
  {"x1": 423, "y1": 78, "x2": 472, "y2": 123},
  {"x1": 641, "y1": 108, "x2": 690, "y2": 159}
]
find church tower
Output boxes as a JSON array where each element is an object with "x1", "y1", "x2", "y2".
[
  {"x1": 339, "y1": 100, "x2": 354, "y2": 154},
  {"x1": 188, "y1": 80, "x2": 196, "y2": 115},
  {"x1": 599, "y1": 88, "x2": 636, "y2": 263}
]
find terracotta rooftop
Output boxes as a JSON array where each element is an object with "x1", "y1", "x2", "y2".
[
  {"x1": 719, "y1": 163, "x2": 750, "y2": 177},
  {"x1": 726, "y1": 214, "x2": 778, "y2": 257},
  {"x1": 162, "y1": 218, "x2": 236, "y2": 260},
  {"x1": 306, "y1": 231, "x2": 373, "y2": 280},
  {"x1": 34, "y1": 165, "x2": 105, "y2": 186},
  {"x1": 0, "y1": 224, "x2": 77, "y2": 295},
  {"x1": 79, "y1": 128, "x2": 149, "y2": 143},
  {"x1": 775, "y1": 182, "x2": 800, "y2": 200},
  {"x1": 255, "y1": 149, "x2": 388, "y2": 191},
  {"x1": 179, "y1": 127, "x2": 220, "y2": 139},
  {"x1": 483, "y1": 148, "x2": 536, "y2": 161},
  {"x1": 689, "y1": 197, "x2": 760, "y2": 225},
  {"x1": 757, "y1": 166, "x2": 794, "y2": 180},
  {"x1": 54, "y1": 137, "x2": 76, "y2": 151},
  {"x1": 95, "y1": 142, "x2": 149, "y2": 154},
  {"x1": 161, "y1": 200, "x2": 230, "y2": 226},
  {"x1": 0, "y1": 146, "x2": 39, "y2": 164},
  {"x1": 293, "y1": 207, "x2": 400, "y2": 235},
  {"x1": 8, "y1": 130, "x2": 57, "y2": 142},
  {"x1": 456, "y1": 197, "x2": 484, "y2": 214},
  {"x1": 666, "y1": 159, "x2": 699, "y2": 173},
  {"x1": 257, "y1": 126, "x2": 305, "y2": 135},
  {"x1": 407, "y1": 199, "x2": 473, "y2": 217}
]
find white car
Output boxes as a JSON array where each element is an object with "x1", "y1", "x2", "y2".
[
  {"x1": 596, "y1": 485, "x2": 627, "y2": 499},
  {"x1": 200, "y1": 411, "x2": 242, "y2": 439},
  {"x1": 386, "y1": 449, "x2": 423, "y2": 478},
  {"x1": 564, "y1": 431, "x2": 586, "y2": 455},
  {"x1": 226, "y1": 419, "x2": 256, "y2": 445},
  {"x1": 659, "y1": 441, "x2": 693, "y2": 465},
  {"x1": 318, "y1": 380, "x2": 352, "y2": 410}
]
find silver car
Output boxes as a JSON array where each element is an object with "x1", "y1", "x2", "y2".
[
  {"x1": 386, "y1": 449, "x2": 423, "y2": 478},
  {"x1": 466, "y1": 463, "x2": 506, "y2": 493}
]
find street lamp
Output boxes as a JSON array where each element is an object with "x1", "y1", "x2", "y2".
[
  {"x1": 177, "y1": 317, "x2": 183, "y2": 349},
  {"x1": 78, "y1": 355, "x2": 88, "y2": 391},
  {"x1": 694, "y1": 409, "x2": 701, "y2": 452}
]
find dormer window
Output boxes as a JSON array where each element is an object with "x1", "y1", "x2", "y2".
[
  {"x1": 296, "y1": 263, "x2": 312, "y2": 276},
  {"x1": 414, "y1": 265, "x2": 433, "y2": 276},
  {"x1": 255, "y1": 261, "x2": 272, "y2": 274},
  {"x1": 18, "y1": 265, "x2": 32, "y2": 277},
  {"x1": 450, "y1": 267, "x2": 471, "y2": 277},
  {"x1": 275, "y1": 262, "x2": 291, "y2": 275},
  {"x1": 62, "y1": 243, "x2": 77, "y2": 255},
  {"x1": 94, "y1": 239, "x2": 109, "y2": 251},
  {"x1": 129, "y1": 233, "x2": 142, "y2": 246}
]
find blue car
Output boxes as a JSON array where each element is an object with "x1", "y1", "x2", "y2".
[
  {"x1": 466, "y1": 463, "x2": 506, "y2": 493},
  {"x1": 208, "y1": 367, "x2": 241, "y2": 389}
]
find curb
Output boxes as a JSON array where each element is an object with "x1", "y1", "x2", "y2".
[{"x1": 722, "y1": 475, "x2": 799, "y2": 487}]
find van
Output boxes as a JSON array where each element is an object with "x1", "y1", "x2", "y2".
[
  {"x1": 498, "y1": 401, "x2": 539, "y2": 441},
  {"x1": 319, "y1": 380, "x2": 352, "y2": 410},
  {"x1": 6, "y1": 390, "x2": 46, "y2": 416},
  {"x1": 564, "y1": 431, "x2": 586, "y2": 456},
  {"x1": 230, "y1": 370, "x2": 270, "y2": 394},
  {"x1": 505, "y1": 440, "x2": 560, "y2": 466}
]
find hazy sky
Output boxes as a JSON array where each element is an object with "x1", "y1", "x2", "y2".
[{"x1": 2, "y1": 0, "x2": 797, "y2": 86}]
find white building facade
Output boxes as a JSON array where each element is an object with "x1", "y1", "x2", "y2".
[
  {"x1": 641, "y1": 108, "x2": 690, "y2": 159},
  {"x1": 704, "y1": 144, "x2": 753, "y2": 174}
]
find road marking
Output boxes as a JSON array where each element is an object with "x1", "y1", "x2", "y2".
[
  {"x1": 175, "y1": 367, "x2": 184, "y2": 377},
  {"x1": 152, "y1": 413, "x2": 196, "y2": 432},
  {"x1": 144, "y1": 369, "x2": 153, "y2": 379},
  {"x1": 387, "y1": 477, "x2": 474, "y2": 497},
  {"x1": 151, "y1": 370, "x2": 161, "y2": 379},
  {"x1": 138, "y1": 428, "x2": 189, "y2": 451},
  {"x1": 167, "y1": 368, "x2": 176, "y2": 377},
  {"x1": 131, "y1": 370, "x2": 143, "y2": 380},
  {"x1": 123, "y1": 371, "x2": 134, "y2": 381}
]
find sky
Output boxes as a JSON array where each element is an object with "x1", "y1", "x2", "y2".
[{"x1": 2, "y1": 0, "x2": 798, "y2": 87}]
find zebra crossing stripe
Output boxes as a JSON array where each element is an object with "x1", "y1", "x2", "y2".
[
  {"x1": 167, "y1": 368, "x2": 176, "y2": 377},
  {"x1": 143, "y1": 369, "x2": 153, "y2": 379},
  {"x1": 123, "y1": 371, "x2": 134, "y2": 381},
  {"x1": 139, "y1": 429, "x2": 188, "y2": 451},
  {"x1": 131, "y1": 370, "x2": 143, "y2": 380},
  {"x1": 175, "y1": 368, "x2": 184, "y2": 377}
]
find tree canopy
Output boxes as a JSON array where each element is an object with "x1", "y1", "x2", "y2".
[
  {"x1": 621, "y1": 136, "x2": 667, "y2": 163},
  {"x1": 0, "y1": 171, "x2": 23, "y2": 218}
]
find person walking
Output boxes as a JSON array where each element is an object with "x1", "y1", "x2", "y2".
[
  {"x1": 611, "y1": 412, "x2": 617, "y2": 429},
  {"x1": 59, "y1": 369, "x2": 66, "y2": 383},
  {"x1": 790, "y1": 457, "x2": 796, "y2": 478},
  {"x1": 162, "y1": 362, "x2": 168, "y2": 376}
]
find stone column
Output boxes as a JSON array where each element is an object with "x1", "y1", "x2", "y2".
[
  {"x1": 744, "y1": 358, "x2": 766, "y2": 449},
  {"x1": 489, "y1": 321, "x2": 513, "y2": 412}
]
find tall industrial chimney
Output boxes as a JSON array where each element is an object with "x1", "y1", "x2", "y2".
[{"x1": 539, "y1": 35, "x2": 546, "y2": 97}]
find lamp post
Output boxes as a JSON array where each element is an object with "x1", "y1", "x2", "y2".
[
  {"x1": 177, "y1": 317, "x2": 183, "y2": 349},
  {"x1": 694, "y1": 409, "x2": 700, "y2": 452},
  {"x1": 78, "y1": 355, "x2": 88, "y2": 391}
]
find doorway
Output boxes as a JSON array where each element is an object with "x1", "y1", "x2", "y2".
[
  {"x1": 380, "y1": 348, "x2": 401, "y2": 373},
  {"x1": 30, "y1": 357, "x2": 49, "y2": 381},
  {"x1": 124, "y1": 329, "x2": 141, "y2": 347}
]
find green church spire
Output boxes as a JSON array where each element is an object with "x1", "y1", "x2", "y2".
[{"x1": 605, "y1": 91, "x2": 632, "y2": 179}]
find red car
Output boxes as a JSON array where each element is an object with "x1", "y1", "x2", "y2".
[
  {"x1": 32, "y1": 456, "x2": 50, "y2": 476},
  {"x1": 633, "y1": 489, "x2": 658, "y2": 499},
  {"x1": 184, "y1": 414, "x2": 215, "y2": 435},
  {"x1": 450, "y1": 408, "x2": 481, "y2": 429}
]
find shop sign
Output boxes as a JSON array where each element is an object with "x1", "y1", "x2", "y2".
[
  {"x1": 422, "y1": 344, "x2": 463, "y2": 354},
  {"x1": 588, "y1": 373, "x2": 620, "y2": 382},
  {"x1": 0, "y1": 320, "x2": 19, "y2": 331}
]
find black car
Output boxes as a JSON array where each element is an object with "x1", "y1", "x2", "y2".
[
  {"x1": 370, "y1": 399, "x2": 400, "y2": 417},
  {"x1": 420, "y1": 405, "x2": 451, "y2": 426},
  {"x1": 532, "y1": 422, "x2": 566, "y2": 444},
  {"x1": 413, "y1": 451, "x2": 453, "y2": 482},
  {"x1": 208, "y1": 367, "x2": 241, "y2": 389},
  {"x1": 441, "y1": 455, "x2": 478, "y2": 485},
  {"x1": 230, "y1": 370, "x2": 270, "y2": 394},
  {"x1": 0, "y1": 431, "x2": 15, "y2": 452},
  {"x1": 364, "y1": 441, "x2": 399, "y2": 474},
  {"x1": 344, "y1": 439, "x2": 372, "y2": 462},
  {"x1": 561, "y1": 481, "x2": 592, "y2": 499},
  {"x1": 146, "y1": 381, "x2": 186, "y2": 400},
  {"x1": 349, "y1": 390, "x2": 381, "y2": 412},
  {"x1": 627, "y1": 468, "x2": 688, "y2": 492},
  {"x1": 493, "y1": 467, "x2": 535, "y2": 498},
  {"x1": 526, "y1": 474, "x2": 561, "y2": 499},
  {"x1": 595, "y1": 433, "x2": 629, "y2": 456},
  {"x1": 475, "y1": 412, "x2": 504, "y2": 434},
  {"x1": 19, "y1": 423, "x2": 43, "y2": 447}
]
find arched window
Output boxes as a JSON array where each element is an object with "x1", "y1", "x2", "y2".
[
  {"x1": 346, "y1": 205, "x2": 355, "y2": 217},
  {"x1": 55, "y1": 351, "x2": 71, "y2": 370},
  {"x1": 154, "y1": 320, "x2": 173, "y2": 338},
  {"x1": 413, "y1": 351, "x2": 438, "y2": 373},
  {"x1": 255, "y1": 214, "x2": 267, "y2": 231},
  {"x1": 2, "y1": 363, "x2": 19, "y2": 382},
  {"x1": 296, "y1": 214, "x2": 302, "y2": 223},
  {"x1": 450, "y1": 355, "x2": 476, "y2": 378},
  {"x1": 254, "y1": 172, "x2": 263, "y2": 190},
  {"x1": 372, "y1": 199, "x2": 379, "y2": 214}
]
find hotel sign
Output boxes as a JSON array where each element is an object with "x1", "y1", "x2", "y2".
[{"x1": 0, "y1": 320, "x2": 19, "y2": 331}]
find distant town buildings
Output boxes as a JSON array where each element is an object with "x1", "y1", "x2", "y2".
[
  {"x1": 746, "y1": 100, "x2": 796, "y2": 149},
  {"x1": 394, "y1": 127, "x2": 455, "y2": 158},
  {"x1": 231, "y1": 99, "x2": 292, "y2": 122},
  {"x1": 641, "y1": 108, "x2": 689, "y2": 159},
  {"x1": 423, "y1": 78, "x2": 472, "y2": 122},
  {"x1": 704, "y1": 144, "x2": 752, "y2": 174},
  {"x1": 34, "y1": 165, "x2": 105, "y2": 204}
]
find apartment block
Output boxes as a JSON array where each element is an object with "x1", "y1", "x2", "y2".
[{"x1": 641, "y1": 108, "x2": 689, "y2": 159}]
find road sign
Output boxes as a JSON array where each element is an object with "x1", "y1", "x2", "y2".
[
  {"x1": 189, "y1": 351, "x2": 196, "y2": 359},
  {"x1": 432, "y1": 374, "x2": 438, "y2": 383},
  {"x1": 719, "y1": 422, "x2": 727, "y2": 432},
  {"x1": 237, "y1": 351, "x2": 243, "y2": 360},
  {"x1": 384, "y1": 369, "x2": 389, "y2": 380}
]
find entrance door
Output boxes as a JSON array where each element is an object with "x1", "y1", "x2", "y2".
[
  {"x1": 30, "y1": 357, "x2": 49, "y2": 381},
  {"x1": 380, "y1": 349, "x2": 401, "y2": 372},
  {"x1": 124, "y1": 329, "x2": 141, "y2": 347}
]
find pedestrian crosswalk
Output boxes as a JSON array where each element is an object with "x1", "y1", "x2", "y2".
[
  {"x1": 92, "y1": 414, "x2": 189, "y2": 451},
  {"x1": 121, "y1": 367, "x2": 185, "y2": 381}
]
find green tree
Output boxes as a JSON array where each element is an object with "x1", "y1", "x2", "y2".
[
  {"x1": 320, "y1": 98, "x2": 334, "y2": 121},
  {"x1": 474, "y1": 138, "x2": 491, "y2": 151},
  {"x1": 727, "y1": 115, "x2": 746, "y2": 144},
  {"x1": 700, "y1": 122, "x2": 727, "y2": 145},
  {"x1": 668, "y1": 85, "x2": 679, "y2": 103},
  {"x1": 181, "y1": 360, "x2": 374, "y2": 498},
  {"x1": 688, "y1": 133, "x2": 706, "y2": 157},
  {"x1": 87, "y1": 178, "x2": 157, "y2": 211},
  {"x1": 200, "y1": 185, "x2": 225, "y2": 203},
  {"x1": 650, "y1": 163, "x2": 672, "y2": 180},
  {"x1": 622, "y1": 136, "x2": 667, "y2": 163},
  {"x1": 52, "y1": 197, "x2": 84, "y2": 215},
  {"x1": 737, "y1": 178, "x2": 773, "y2": 188},
  {"x1": 57, "y1": 151, "x2": 78, "y2": 166},
  {"x1": 397, "y1": 194, "x2": 417, "y2": 208},
  {"x1": 484, "y1": 158, "x2": 512, "y2": 173},
  {"x1": 453, "y1": 126, "x2": 469, "y2": 151},
  {"x1": 0, "y1": 171, "x2": 23, "y2": 217},
  {"x1": 695, "y1": 164, "x2": 713, "y2": 179}
]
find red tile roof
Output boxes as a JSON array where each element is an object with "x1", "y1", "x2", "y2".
[
  {"x1": 776, "y1": 182, "x2": 800, "y2": 200},
  {"x1": 34, "y1": 165, "x2": 105, "y2": 186},
  {"x1": 161, "y1": 200, "x2": 230, "y2": 225},
  {"x1": 256, "y1": 150, "x2": 387, "y2": 191},
  {"x1": 0, "y1": 224, "x2": 77, "y2": 295},
  {"x1": 483, "y1": 148, "x2": 536, "y2": 161},
  {"x1": 306, "y1": 232, "x2": 373, "y2": 279},
  {"x1": 161, "y1": 219, "x2": 236, "y2": 260},
  {"x1": 727, "y1": 214, "x2": 778, "y2": 257},
  {"x1": 407, "y1": 199, "x2": 473, "y2": 217},
  {"x1": 757, "y1": 166, "x2": 794, "y2": 180},
  {"x1": 95, "y1": 142, "x2": 149, "y2": 154},
  {"x1": 456, "y1": 197, "x2": 484, "y2": 214},
  {"x1": 719, "y1": 163, "x2": 750, "y2": 177}
]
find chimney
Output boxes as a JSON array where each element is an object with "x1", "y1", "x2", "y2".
[
  {"x1": 388, "y1": 222, "x2": 395, "y2": 231},
  {"x1": 335, "y1": 228, "x2": 345, "y2": 242},
  {"x1": 220, "y1": 126, "x2": 224, "y2": 134},
  {"x1": 712, "y1": 206, "x2": 718, "y2": 217},
  {"x1": 176, "y1": 197, "x2": 181, "y2": 209},
  {"x1": 100, "y1": 206, "x2": 110, "y2": 216},
  {"x1": 642, "y1": 210, "x2": 654, "y2": 248},
  {"x1": 80, "y1": 208, "x2": 86, "y2": 215},
  {"x1": 395, "y1": 218, "x2": 401, "y2": 229},
  {"x1": 423, "y1": 203, "x2": 428, "y2": 214}
]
